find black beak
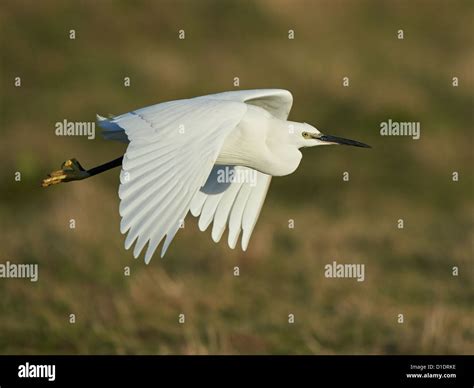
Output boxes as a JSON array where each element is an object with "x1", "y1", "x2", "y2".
[{"x1": 318, "y1": 134, "x2": 371, "y2": 148}]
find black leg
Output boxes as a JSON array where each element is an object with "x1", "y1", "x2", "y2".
[
  {"x1": 42, "y1": 156, "x2": 124, "y2": 187},
  {"x1": 87, "y1": 156, "x2": 124, "y2": 177}
]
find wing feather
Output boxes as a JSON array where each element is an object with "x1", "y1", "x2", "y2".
[
  {"x1": 193, "y1": 168, "x2": 271, "y2": 250},
  {"x1": 241, "y1": 173, "x2": 272, "y2": 250},
  {"x1": 114, "y1": 98, "x2": 247, "y2": 262},
  {"x1": 211, "y1": 180, "x2": 243, "y2": 242},
  {"x1": 228, "y1": 184, "x2": 253, "y2": 249},
  {"x1": 190, "y1": 191, "x2": 207, "y2": 217}
]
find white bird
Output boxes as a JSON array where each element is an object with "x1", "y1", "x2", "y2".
[{"x1": 42, "y1": 89, "x2": 370, "y2": 263}]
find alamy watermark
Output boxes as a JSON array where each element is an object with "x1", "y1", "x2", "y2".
[
  {"x1": 18, "y1": 362, "x2": 55, "y2": 382},
  {"x1": 0, "y1": 261, "x2": 38, "y2": 282},
  {"x1": 55, "y1": 119, "x2": 95, "y2": 139},
  {"x1": 324, "y1": 260, "x2": 365, "y2": 282},
  {"x1": 216, "y1": 166, "x2": 257, "y2": 186},
  {"x1": 380, "y1": 119, "x2": 420, "y2": 140}
]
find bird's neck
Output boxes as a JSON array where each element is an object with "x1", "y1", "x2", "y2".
[{"x1": 216, "y1": 112, "x2": 305, "y2": 177}]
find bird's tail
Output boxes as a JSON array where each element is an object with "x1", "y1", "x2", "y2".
[
  {"x1": 41, "y1": 159, "x2": 90, "y2": 187},
  {"x1": 97, "y1": 114, "x2": 129, "y2": 143}
]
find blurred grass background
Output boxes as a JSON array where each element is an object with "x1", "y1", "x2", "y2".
[{"x1": 0, "y1": 0, "x2": 472, "y2": 354}]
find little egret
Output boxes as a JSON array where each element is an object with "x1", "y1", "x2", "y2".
[{"x1": 42, "y1": 89, "x2": 370, "y2": 263}]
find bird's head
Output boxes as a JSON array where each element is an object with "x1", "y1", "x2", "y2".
[{"x1": 294, "y1": 122, "x2": 371, "y2": 149}]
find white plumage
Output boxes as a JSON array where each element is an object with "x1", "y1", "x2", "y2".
[{"x1": 96, "y1": 89, "x2": 369, "y2": 263}]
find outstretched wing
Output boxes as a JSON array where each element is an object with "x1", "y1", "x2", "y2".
[{"x1": 114, "y1": 98, "x2": 247, "y2": 263}]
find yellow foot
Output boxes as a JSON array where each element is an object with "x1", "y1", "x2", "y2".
[{"x1": 41, "y1": 159, "x2": 90, "y2": 187}]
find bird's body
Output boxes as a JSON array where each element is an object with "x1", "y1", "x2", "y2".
[
  {"x1": 42, "y1": 89, "x2": 370, "y2": 263},
  {"x1": 217, "y1": 104, "x2": 303, "y2": 176}
]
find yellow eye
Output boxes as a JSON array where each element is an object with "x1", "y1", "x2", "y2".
[{"x1": 302, "y1": 132, "x2": 311, "y2": 139}]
